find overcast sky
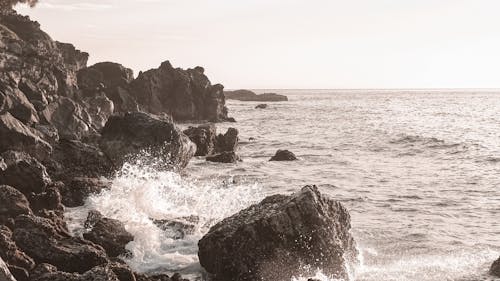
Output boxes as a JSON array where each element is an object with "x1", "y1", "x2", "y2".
[{"x1": 16, "y1": 0, "x2": 500, "y2": 89}]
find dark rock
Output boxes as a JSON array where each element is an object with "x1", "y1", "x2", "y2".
[
  {"x1": 31, "y1": 264, "x2": 120, "y2": 281},
  {"x1": 13, "y1": 214, "x2": 108, "y2": 273},
  {"x1": 60, "y1": 177, "x2": 110, "y2": 207},
  {"x1": 0, "y1": 150, "x2": 51, "y2": 195},
  {"x1": 40, "y1": 97, "x2": 94, "y2": 140},
  {"x1": 0, "y1": 225, "x2": 35, "y2": 271},
  {"x1": 255, "y1": 103, "x2": 267, "y2": 109},
  {"x1": 214, "y1": 127, "x2": 239, "y2": 153},
  {"x1": 46, "y1": 139, "x2": 114, "y2": 183},
  {"x1": 0, "y1": 256, "x2": 16, "y2": 281},
  {"x1": 0, "y1": 112, "x2": 52, "y2": 161},
  {"x1": 84, "y1": 210, "x2": 104, "y2": 229},
  {"x1": 8, "y1": 265, "x2": 29, "y2": 281},
  {"x1": 0, "y1": 185, "x2": 32, "y2": 226},
  {"x1": 224, "y1": 90, "x2": 288, "y2": 102},
  {"x1": 129, "y1": 61, "x2": 228, "y2": 121},
  {"x1": 206, "y1": 151, "x2": 239, "y2": 163},
  {"x1": 108, "y1": 261, "x2": 136, "y2": 281},
  {"x1": 491, "y1": 256, "x2": 500, "y2": 277},
  {"x1": 83, "y1": 214, "x2": 134, "y2": 257},
  {"x1": 28, "y1": 183, "x2": 63, "y2": 214},
  {"x1": 225, "y1": 117, "x2": 236, "y2": 122},
  {"x1": 183, "y1": 124, "x2": 216, "y2": 156},
  {"x1": 270, "y1": 149, "x2": 298, "y2": 161},
  {"x1": 100, "y1": 112, "x2": 195, "y2": 169},
  {"x1": 198, "y1": 185, "x2": 358, "y2": 281},
  {"x1": 0, "y1": 85, "x2": 39, "y2": 124}
]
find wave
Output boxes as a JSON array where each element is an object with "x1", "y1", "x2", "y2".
[
  {"x1": 389, "y1": 134, "x2": 469, "y2": 154},
  {"x1": 65, "y1": 161, "x2": 263, "y2": 276}
]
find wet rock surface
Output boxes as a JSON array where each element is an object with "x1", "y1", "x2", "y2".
[
  {"x1": 83, "y1": 212, "x2": 134, "y2": 257},
  {"x1": 206, "y1": 151, "x2": 239, "y2": 163},
  {"x1": 183, "y1": 124, "x2": 217, "y2": 156},
  {"x1": 198, "y1": 185, "x2": 358, "y2": 281},
  {"x1": 270, "y1": 149, "x2": 298, "y2": 161}
]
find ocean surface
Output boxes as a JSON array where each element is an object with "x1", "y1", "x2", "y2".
[{"x1": 67, "y1": 90, "x2": 500, "y2": 281}]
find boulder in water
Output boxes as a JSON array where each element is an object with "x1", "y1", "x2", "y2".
[
  {"x1": 83, "y1": 212, "x2": 134, "y2": 257},
  {"x1": 255, "y1": 103, "x2": 267, "y2": 109},
  {"x1": 183, "y1": 124, "x2": 217, "y2": 156},
  {"x1": 100, "y1": 112, "x2": 195, "y2": 169},
  {"x1": 206, "y1": 151, "x2": 239, "y2": 163},
  {"x1": 214, "y1": 127, "x2": 239, "y2": 153},
  {"x1": 270, "y1": 149, "x2": 297, "y2": 161},
  {"x1": 198, "y1": 185, "x2": 358, "y2": 281},
  {"x1": 60, "y1": 177, "x2": 111, "y2": 207},
  {"x1": 491, "y1": 256, "x2": 500, "y2": 277}
]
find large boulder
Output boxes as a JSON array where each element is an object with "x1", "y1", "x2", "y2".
[
  {"x1": 0, "y1": 185, "x2": 32, "y2": 225},
  {"x1": 198, "y1": 185, "x2": 358, "y2": 281},
  {"x1": 0, "y1": 225, "x2": 35, "y2": 272},
  {"x1": 129, "y1": 61, "x2": 229, "y2": 121},
  {"x1": 491, "y1": 256, "x2": 500, "y2": 277},
  {"x1": 270, "y1": 149, "x2": 298, "y2": 161},
  {"x1": 83, "y1": 212, "x2": 134, "y2": 257},
  {"x1": 60, "y1": 177, "x2": 111, "y2": 207},
  {"x1": 224, "y1": 90, "x2": 288, "y2": 102},
  {"x1": 183, "y1": 124, "x2": 217, "y2": 156},
  {"x1": 0, "y1": 112, "x2": 52, "y2": 161},
  {"x1": 214, "y1": 127, "x2": 239, "y2": 153},
  {"x1": 0, "y1": 150, "x2": 51, "y2": 196},
  {"x1": 100, "y1": 112, "x2": 195, "y2": 169},
  {"x1": 13, "y1": 214, "x2": 108, "y2": 273}
]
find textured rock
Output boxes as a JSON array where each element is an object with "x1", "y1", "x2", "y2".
[
  {"x1": 129, "y1": 61, "x2": 229, "y2": 121},
  {"x1": 0, "y1": 225, "x2": 35, "y2": 271},
  {"x1": 198, "y1": 185, "x2": 358, "y2": 281},
  {"x1": 206, "y1": 151, "x2": 239, "y2": 163},
  {"x1": 31, "y1": 264, "x2": 120, "y2": 281},
  {"x1": 83, "y1": 213, "x2": 133, "y2": 257},
  {"x1": 0, "y1": 112, "x2": 52, "y2": 161},
  {"x1": 13, "y1": 214, "x2": 108, "y2": 273},
  {"x1": 491, "y1": 256, "x2": 500, "y2": 277},
  {"x1": 214, "y1": 127, "x2": 239, "y2": 153},
  {"x1": 0, "y1": 150, "x2": 51, "y2": 195},
  {"x1": 183, "y1": 124, "x2": 216, "y2": 156},
  {"x1": 100, "y1": 112, "x2": 195, "y2": 169},
  {"x1": 270, "y1": 149, "x2": 297, "y2": 161},
  {"x1": 60, "y1": 177, "x2": 110, "y2": 207},
  {"x1": 0, "y1": 256, "x2": 16, "y2": 281},
  {"x1": 0, "y1": 185, "x2": 32, "y2": 225},
  {"x1": 224, "y1": 90, "x2": 288, "y2": 102}
]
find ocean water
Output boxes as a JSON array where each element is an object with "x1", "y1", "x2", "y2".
[{"x1": 66, "y1": 90, "x2": 500, "y2": 281}]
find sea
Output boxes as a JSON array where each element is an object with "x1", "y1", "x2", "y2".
[{"x1": 66, "y1": 89, "x2": 500, "y2": 281}]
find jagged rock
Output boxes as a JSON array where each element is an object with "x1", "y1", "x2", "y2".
[
  {"x1": 0, "y1": 150, "x2": 51, "y2": 196},
  {"x1": 0, "y1": 225, "x2": 35, "y2": 271},
  {"x1": 224, "y1": 90, "x2": 288, "y2": 102},
  {"x1": 129, "y1": 61, "x2": 229, "y2": 121},
  {"x1": 13, "y1": 214, "x2": 108, "y2": 273},
  {"x1": 83, "y1": 212, "x2": 133, "y2": 257},
  {"x1": 46, "y1": 139, "x2": 114, "y2": 183},
  {"x1": 270, "y1": 149, "x2": 297, "y2": 161},
  {"x1": 0, "y1": 256, "x2": 16, "y2": 281},
  {"x1": 0, "y1": 185, "x2": 32, "y2": 226},
  {"x1": 28, "y1": 183, "x2": 63, "y2": 214},
  {"x1": 183, "y1": 124, "x2": 216, "y2": 156},
  {"x1": 100, "y1": 112, "x2": 195, "y2": 169},
  {"x1": 255, "y1": 104, "x2": 267, "y2": 109},
  {"x1": 60, "y1": 177, "x2": 110, "y2": 207},
  {"x1": 214, "y1": 127, "x2": 239, "y2": 153},
  {"x1": 84, "y1": 210, "x2": 103, "y2": 229},
  {"x1": 491, "y1": 256, "x2": 500, "y2": 277},
  {"x1": 40, "y1": 97, "x2": 94, "y2": 140},
  {"x1": 33, "y1": 124, "x2": 59, "y2": 144},
  {"x1": 31, "y1": 264, "x2": 119, "y2": 281},
  {"x1": 0, "y1": 84, "x2": 39, "y2": 124},
  {"x1": 83, "y1": 93, "x2": 114, "y2": 130},
  {"x1": 206, "y1": 151, "x2": 239, "y2": 163},
  {"x1": 198, "y1": 185, "x2": 358, "y2": 281},
  {"x1": 0, "y1": 112, "x2": 52, "y2": 161}
]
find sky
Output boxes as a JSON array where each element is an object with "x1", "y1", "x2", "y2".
[{"x1": 15, "y1": 0, "x2": 500, "y2": 89}]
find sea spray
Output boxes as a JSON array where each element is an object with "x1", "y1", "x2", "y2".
[{"x1": 65, "y1": 161, "x2": 263, "y2": 275}]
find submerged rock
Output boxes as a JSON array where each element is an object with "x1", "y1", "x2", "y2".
[
  {"x1": 100, "y1": 112, "x2": 195, "y2": 169},
  {"x1": 255, "y1": 103, "x2": 267, "y2": 109},
  {"x1": 224, "y1": 90, "x2": 288, "y2": 102},
  {"x1": 270, "y1": 149, "x2": 298, "y2": 161},
  {"x1": 491, "y1": 256, "x2": 500, "y2": 277},
  {"x1": 13, "y1": 214, "x2": 108, "y2": 273},
  {"x1": 206, "y1": 151, "x2": 239, "y2": 163},
  {"x1": 83, "y1": 212, "x2": 134, "y2": 257},
  {"x1": 198, "y1": 185, "x2": 358, "y2": 281}
]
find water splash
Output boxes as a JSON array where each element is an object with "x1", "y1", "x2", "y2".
[{"x1": 65, "y1": 161, "x2": 263, "y2": 276}]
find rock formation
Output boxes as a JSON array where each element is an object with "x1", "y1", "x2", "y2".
[
  {"x1": 224, "y1": 89, "x2": 288, "y2": 102},
  {"x1": 198, "y1": 185, "x2": 358, "y2": 281},
  {"x1": 183, "y1": 124, "x2": 217, "y2": 156},
  {"x1": 270, "y1": 149, "x2": 298, "y2": 161}
]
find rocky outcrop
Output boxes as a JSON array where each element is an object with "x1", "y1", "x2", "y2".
[
  {"x1": 13, "y1": 214, "x2": 108, "y2": 273},
  {"x1": 0, "y1": 150, "x2": 51, "y2": 196},
  {"x1": 491, "y1": 256, "x2": 500, "y2": 277},
  {"x1": 198, "y1": 185, "x2": 358, "y2": 281},
  {"x1": 100, "y1": 112, "x2": 195, "y2": 169},
  {"x1": 270, "y1": 149, "x2": 298, "y2": 161},
  {"x1": 183, "y1": 124, "x2": 217, "y2": 156},
  {"x1": 60, "y1": 177, "x2": 110, "y2": 207},
  {"x1": 224, "y1": 90, "x2": 288, "y2": 102},
  {"x1": 129, "y1": 61, "x2": 229, "y2": 121},
  {"x1": 0, "y1": 185, "x2": 32, "y2": 225},
  {"x1": 83, "y1": 212, "x2": 133, "y2": 257},
  {"x1": 214, "y1": 128, "x2": 239, "y2": 153}
]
